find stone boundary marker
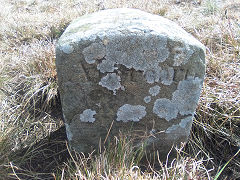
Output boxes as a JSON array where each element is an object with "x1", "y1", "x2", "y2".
[{"x1": 56, "y1": 8, "x2": 205, "y2": 159}]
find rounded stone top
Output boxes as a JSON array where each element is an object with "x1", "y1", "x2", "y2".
[{"x1": 57, "y1": 8, "x2": 205, "y2": 50}]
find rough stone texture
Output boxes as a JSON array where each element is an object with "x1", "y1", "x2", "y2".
[{"x1": 56, "y1": 8, "x2": 205, "y2": 159}]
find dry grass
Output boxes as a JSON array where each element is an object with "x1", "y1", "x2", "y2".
[{"x1": 0, "y1": 0, "x2": 239, "y2": 179}]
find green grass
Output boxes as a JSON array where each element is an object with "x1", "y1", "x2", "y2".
[{"x1": 0, "y1": 0, "x2": 239, "y2": 179}]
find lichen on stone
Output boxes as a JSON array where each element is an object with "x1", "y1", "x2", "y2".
[
  {"x1": 104, "y1": 34, "x2": 169, "y2": 84},
  {"x1": 160, "y1": 66, "x2": 174, "y2": 85},
  {"x1": 165, "y1": 124, "x2": 179, "y2": 134},
  {"x1": 82, "y1": 42, "x2": 106, "y2": 64},
  {"x1": 172, "y1": 77, "x2": 202, "y2": 115},
  {"x1": 80, "y1": 109, "x2": 96, "y2": 123},
  {"x1": 144, "y1": 66, "x2": 162, "y2": 84},
  {"x1": 153, "y1": 98, "x2": 178, "y2": 121},
  {"x1": 172, "y1": 44, "x2": 193, "y2": 66},
  {"x1": 149, "y1": 85, "x2": 161, "y2": 96},
  {"x1": 99, "y1": 73, "x2": 122, "y2": 95},
  {"x1": 97, "y1": 59, "x2": 116, "y2": 73},
  {"x1": 60, "y1": 43, "x2": 74, "y2": 54},
  {"x1": 165, "y1": 116, "x2": 193, "y2": 137},
  {"x1": 144, "y1": 96, "x2": 151, "y2": 103},
  {"x1": 179, "y1": 116, "x2": 193, "y2": 129},
  {"x1": 116, "y1": 104, "x2": 146, "y2": 122},
  {"x1": 65, "y1": 123, "x2": 73, "y2": 140}
]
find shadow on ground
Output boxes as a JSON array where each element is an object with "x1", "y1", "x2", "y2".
[{"x1": 8, "y1": 126, "x2": 70, "y2": 179}]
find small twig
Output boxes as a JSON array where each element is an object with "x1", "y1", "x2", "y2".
[
  {"x1": 104, "y1": 120, "x2": 114, "y2": 145},
  {"x1": 9, "y1": 162, "x2": 21, "y2": 180},
  {"x1": 65, "y1": 141, "x2": 79, "y2": 169}
]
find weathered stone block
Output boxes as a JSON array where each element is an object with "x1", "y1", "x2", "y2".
[{"x1": 56, "y1": 8, "x2": 205, "y2": 158}]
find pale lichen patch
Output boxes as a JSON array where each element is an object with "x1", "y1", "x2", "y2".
[
  {"x1": 105, "y1": 35, "x2": 169, "y2": 71},
  {"x1": 149, "y1": 85, "x2": 161, "y2": 96},
  {"x1": 104, "y1": 34, "x2": 169, "y2": 84},
  {"x1": 144, "y1": 96, "x2": 151, "y2": 103},
  {"x1": 61, "y1": 43, "x2": 74, "y2": 54},
  {"x1": 80, "y1": 109, "x2": 96, "y2": 123},
  {"x1": 172, "y1": 44, "x2": 193, "y2": 66},
  {"x1": 65, "y1": 123, "x2": 73, "y2": 141},
  {"x1": 63, "y1": 113, "x2": 66, "y2": 121},
  {"x1": 83, "y1": 42, "x2": 106, "y2": 64},
  {"x1": 179, "y1": 116, "x2": 193, "y2": 129},
  {"x1": 153, "y1": 98, "x2": 178, "y2": 121},
  {"x1": 144, "y1": 67, "x2": 162, "y2": 84},
  {"x1": 172, "y1": 77, "x2": 202, "y2": 115},
  {"x1": 165, "y1": 116, "x2": 193, "y2": 137},
  {"x1": 97, "y1": 60, "x2": 116, "y2": 73},
  {"x1": 165, "y1": 124, "x2": 179, "y2": 134},
  {"x1": 116, "y1": 104, "x2": 146, "y2": 122},
  {"x1": 99, "y1": 73, "x2": 122, "y2": 95},
  {"x1": 160, "y1": 66, "x2": 174, "y2": 85}
]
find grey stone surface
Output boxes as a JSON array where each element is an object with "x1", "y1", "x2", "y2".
[{"x1": 56, "y1": 8, "x2": 205, "y2": 159}]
